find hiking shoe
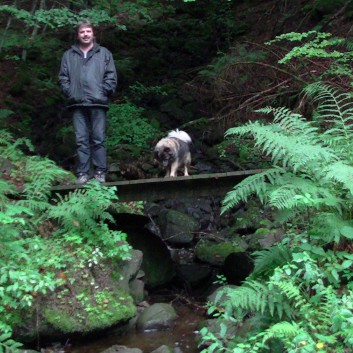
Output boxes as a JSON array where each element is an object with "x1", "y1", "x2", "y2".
[
  {"x1": 94, "y1": 171, "x2": 106, "y2": 183},
  {"x1": 76, "y1": 173, "x2": 89, "y2": 185}
]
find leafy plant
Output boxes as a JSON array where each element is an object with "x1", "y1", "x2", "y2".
[
  {"x1": 129, "y1": 81, "x2": 168, "y2": 100},
  {"x1": 200, "y1": 83, "x2": 353, "y2": 353},
  {"x1": 266, "y1": 31, "x2": 353, "y2": 81},
  {"x1": 107, "y1": 102, "x2": 162, "y2": 151},
  {"x1": 0, "y1": 129, "x2": 132, "y2": 351},
  {"x1": 49, "y1": 181, "x2": 132, "y2": 260}
]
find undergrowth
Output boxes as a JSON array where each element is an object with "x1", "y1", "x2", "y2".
[
  {"x1": 0, "y1": 129, "x2": 134, "y2": 351},
  {"x1": 199, "y1": 82, "x2": 353, "y2": 353}
]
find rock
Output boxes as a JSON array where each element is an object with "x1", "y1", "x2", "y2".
[
  {"x1": 176, "y1": 264, "x2": 212, "y2": 288},
  {"x1": 197, "y1": 318, "x2": 238, "y2": 344},
  {"x1": 170, "y1": 248, "x2": 194, "y2": 265},
  {"x1": 12, "y1": 257, "x2": 138, "y2": 341},
  {"x1": 144, "y1": 202, "x2": 161, "y2": 217},
  {"x1": 136, "y1": 303, "x2": 178, "y2": 331},
  {"x1": 120, "y1": 250, "x2": 143, "y2": 291},
  {"x1": 151, "y1": 345, "x2": 174, "y2": 353},
  {"x1": 100, "y1": 345, "x2": 143, "y2": 353},
  {"x1": 129, "y1": 278, "x2": 145, "y2": 303},
  {"x1": 207, "y1": 285, "x2": 237, "y2": 304},
  {"x1": 158, "y1": 209, "x2": 198, "y2": 245},
  {"x1": 42, "y1": 287, "x2": 136, "y2": 335},
  {"x1": 222, "y1": 252, "x2": 254, "y2": 285},
  {"x1": 194, "y1": 239, "x2": 245, "y2": 266}
]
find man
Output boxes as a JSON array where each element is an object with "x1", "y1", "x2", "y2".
[{"x1": 58, "y1": 20, "x2": 117, "y2": 184}]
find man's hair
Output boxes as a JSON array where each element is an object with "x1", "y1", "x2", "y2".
[{"x1": 76, "y1": 20, "x2": 94, "y2": 33}]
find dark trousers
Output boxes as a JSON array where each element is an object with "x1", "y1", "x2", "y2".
[{"x1": 72, "y1": 107, "x2": 107, "y2": 175}]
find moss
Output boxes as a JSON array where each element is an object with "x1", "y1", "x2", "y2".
[
  {"x1": 44, "y1": 288, "x2": 136, "y2": 333},
  {"x1": 142, "y1": 253, "x2": 175, "y2": 287},
  {"x1": 195, "y1": 239, "x2": 244, "y2": 266}
]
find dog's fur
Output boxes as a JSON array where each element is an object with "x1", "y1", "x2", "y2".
[{"x1": 154, "y1": 130, "x2": 192, "y2": 177}]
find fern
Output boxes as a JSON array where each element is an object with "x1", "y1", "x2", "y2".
[
  {"x1": 206, "y1": 258, "x2": 351, "y2": 352},
  {"x1": 221, "y1": 168, "x2": 283, "y2": 213},
  {"x1": 17, "y1": 156, "x2": 70, "y2": 213},
  {"x1": 49, "y1": 182, "x2": 131, "y2": 260},
  {"x1": 324, "y1": 160, "x2": 353, "y2": 195},
  {"x1": 266, "y1": 31, "x2": 346, "y2": 65},
  {"x1": 258, "y1": 106, "x2": 320, "y2": 142},
  {"x1": 49, "y1": 181, "x2": 117, "y2": 232},
  {"x1": 271, "y1": 280, "x2": 308, "y2": 310},
  {"x1": 251, "y1": 245, "x2": 293, "y2": 278},
  {"x1": 223, "y1": 84, "x2": 353, "y2": 219},
  {"x1": 304, "y1": 82, "x2": 353, "y2": 162},
  {"x1": 314, "y1": 212, "x2": 353, "y2": 243},
  {"x1": 0, "y1": 129, "x2": 34, "y2": 162},
  {"x1": 226, "y1": 119, "x2": 337, "y2": 174},
  {"x1": 205, "y1": 82, "x2": 353, "y2": 353},
  {"x1": 219, "y1": 280, "x2": 293, "y2": 319},
  {"x1": 261, "y1": 321, "x2": 301, "y2": 342}
]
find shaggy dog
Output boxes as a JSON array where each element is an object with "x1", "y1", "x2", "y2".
[{"x1": 154, "y1": 130, "x2": 192, "y2": 177}]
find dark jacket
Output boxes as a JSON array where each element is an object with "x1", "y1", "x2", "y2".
[{"x1": 58, "y1": 43, "x2": 117, "y2": 109}]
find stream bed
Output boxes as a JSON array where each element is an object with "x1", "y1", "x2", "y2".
[{"x1": 70, "y1": 301, "x2": 205, "y2": 353}]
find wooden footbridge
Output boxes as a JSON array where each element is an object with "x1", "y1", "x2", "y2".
[{"x1": 51, "y1": 169, "x2": 264, "y2": 202}]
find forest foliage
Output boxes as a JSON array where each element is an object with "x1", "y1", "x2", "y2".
[
  {"x1": 199, "y1": 29, "x2": 353, "y2": 353},
  {"x1": 2, "y1": 1, "x2": 353, "y2": 352},
  {"x1": 0, "y1": 129, "x2": 134, "y2": 351}
]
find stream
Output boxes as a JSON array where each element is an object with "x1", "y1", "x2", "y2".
[{"x1": 69, "y1": 300, "x2": 205, "y2": 353}]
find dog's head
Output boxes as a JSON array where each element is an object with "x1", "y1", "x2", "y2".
[{"x1": 154, "y1": 138, "x2": 177, "y2": 167}]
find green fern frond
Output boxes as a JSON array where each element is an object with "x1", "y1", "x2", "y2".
[
  {"x1": 315, "y1": 287, "x2": 337, "y2": 323},
  {"x1": 315, "y1": 212, "x2": 353, "y2": 243},
  {"x1": 304, "y1": 82, "x2": 353, "y2": 160},
  {"x1": 226, "y1": 120, "x2": 337, "y2": 173},
  {"x1": 49, "y1": 182, "x2": 118, "y2": 233},
  {"x1": 15, "y1": 157, "x2": 70, "y2": 213},
  {"x1": 268, "y1": 173, "x2": 342, "y2": 211},
  {"x1": 262, "y1": 321, "x2": 301, "y2": 342},
  {"x1": 268, "y1": 184, "x2": 299, "y2": 210},
  {"x1": 271, "y1": 280, "x2": 308, "y2": 309},
  {"x1": 324, "y1": 161, "x2": 353, "y2": 195},
  {"x1": 0, "y1": 129, "x2": 34, "y2": 162},
  {"x1": 222, "y1": 280, "x2": 292, "y2": 319},
  {"x1": 257, "y1": 106, "x2": 320, "y2": 142},
  {"x1": 252, "y1": 245, "x2": 293, "y2": 278},
  {"x1": 0, "y1": 178, "x2": 15, "y2": 200},
  {"x1": 221, "y1": 168, "x2": 283, "y2": 213}
]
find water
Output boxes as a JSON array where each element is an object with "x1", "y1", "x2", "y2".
[{"x1": 70, "y1": 301, "x2": 204, "y2": 353}]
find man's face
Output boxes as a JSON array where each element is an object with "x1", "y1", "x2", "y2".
[{"x1": 77, "y1": 26, "x2": 94, "y2": 46}]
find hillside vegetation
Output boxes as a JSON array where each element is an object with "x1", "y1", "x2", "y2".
[{"x1": 2, "y1": 1, "x2": 353, "y2": 352}]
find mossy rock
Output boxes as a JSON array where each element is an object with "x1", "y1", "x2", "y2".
[
  {"x1": 43, "y1": 288, "x2": 136, "y2": 334},
  {"x1": 232, "y1": 199, "x2": 266, "y2": 232},
  {"x1": 136, "y1": 303, "x2": 177, "y2": 331},
  {"x1": 158, "y1": 209, "x2": 198, "y2": 244},
  {"x1": 194, "y1": 239, "x2": 244, "y2": 266}
]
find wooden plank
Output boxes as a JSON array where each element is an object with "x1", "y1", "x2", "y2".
[{"x1": 51, "y1": 169, "x2": 264, "y2": 202}]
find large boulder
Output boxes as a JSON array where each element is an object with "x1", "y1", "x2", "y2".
[
  {"x1": 194, "y1": 239, "x2": 245, "y2": 266},
  {"x1": 158, "y1": 209, "x2": 198, "y2": 245},
  {"x1": 12, "y1": 254, "x2": 140, "y2": 341},
  {"x1": 136, "y1": 303, "x2": 178, "y2": 331},
  {"x1": 119, "y1": 250, "x2": 143, "y2": 291},
  {"x1": 222, "y1": 252, "x2": 254, "y2": 285}
]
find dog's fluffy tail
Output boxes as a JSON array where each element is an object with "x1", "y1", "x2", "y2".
[{"x1": 168, "y1": 129, "x2": 192, "y2": 144}]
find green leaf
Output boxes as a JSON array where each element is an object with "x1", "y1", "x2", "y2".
[{"x1": 340, "y1": 226, "x2": 353, "y2": 239}]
